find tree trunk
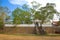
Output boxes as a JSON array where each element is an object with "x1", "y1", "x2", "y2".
[
  {"x1": 35, "y1": 22, "x2": 40, "y2": 34},
  {"x1": 35, "y1": 25, "x2": 40, "y2": 34},
  {"x1": 39, "y1": 22, "x2": 46, "y2": 35},
  {"x1": 34, "y1": 20, "x2": 46, "y2": 35}
]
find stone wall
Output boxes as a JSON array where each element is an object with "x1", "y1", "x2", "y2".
[{"x1": 3, "y1": 26, "x2": 56, "y2": 34}]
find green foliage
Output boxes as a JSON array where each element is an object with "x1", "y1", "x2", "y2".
[
  {"x1": 31, "y1": 1, "x2": 41, "y2": 9},
  {"x1": 30, "y1": 2, "x2": 58, "y2": 34},
  {"x1": 0, "y1": 6, "x2": 10, "y2": 28},
  {"x1": 0, "y1": 16, "x2": 4, "y2": 29},
  {"x1": 30, "y1": 1, "x2": 41, "y2": 20},
  {"x1": 12, "y1": 7, "x2": 32, "y2": 24},
  {"x1": 34, "y1": 3, "x2": 57, "y2": 24}
]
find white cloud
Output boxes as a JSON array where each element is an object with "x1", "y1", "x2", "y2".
[
  {"x1": 8, "y1": 0, "x2": 60, "y2": 12},
  {"x1": 9, "y1": 0, "x2": 27, "y2": 5},
  {"x1": 54, "y1": 0, "x2": 60, "y2": 12}
]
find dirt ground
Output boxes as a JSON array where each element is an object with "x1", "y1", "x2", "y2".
[{"x1": 0, "y1": 34, "x2": 60, "y2": 40}]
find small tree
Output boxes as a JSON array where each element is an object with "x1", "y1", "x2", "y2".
[
  {"x1": 0, "y1": 6, "x2": 10, "y2": 29},
  {"x1": 0, "y1": 16, "x2": 4, "y2": 29}
]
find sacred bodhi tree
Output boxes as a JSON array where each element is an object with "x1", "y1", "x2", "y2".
[{"x1": 31, "y1": 1, "x2": 57, "y2": 34}]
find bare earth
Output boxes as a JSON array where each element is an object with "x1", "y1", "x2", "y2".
[{"x1": 0, "y1": 34, "x2": 60, "y2": 40}]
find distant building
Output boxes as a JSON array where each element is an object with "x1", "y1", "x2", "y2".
[{"x1": 52, "y1": 14, "x2": 59, "y2": 26}]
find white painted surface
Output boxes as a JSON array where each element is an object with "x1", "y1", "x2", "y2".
[
  {"x1": 53, "y1": 14, "x2": 59, "y2": 21},
  {"x1": 5, "y1": 24, "x2": 52, "y2": 27}
]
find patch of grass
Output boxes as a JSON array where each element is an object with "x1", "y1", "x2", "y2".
[
  {"x1": 1, "y1": 33, "x2": 60, "y2": 36},
  {"x1": 11, "y1": 34, "x2": 60, "y2": 36},
  {"x1": 47, "y1": 34, "x2": 60, "y2": 36}
]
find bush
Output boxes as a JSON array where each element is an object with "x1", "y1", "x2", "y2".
[{"x1": 0, "y1": 19, "x2": 4, "y2": 29}]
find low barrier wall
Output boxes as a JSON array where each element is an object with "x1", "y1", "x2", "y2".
[
  {"x1": 3, "y1": 26, "x2": 56, "y2": 34},
  {"x1": 0, "y1": 24, "x2": 59, "y2": 34}
]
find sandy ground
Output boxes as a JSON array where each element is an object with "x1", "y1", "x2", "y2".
[{"x1": 0, "y1": 34, "x2": 60, "y2": 40}]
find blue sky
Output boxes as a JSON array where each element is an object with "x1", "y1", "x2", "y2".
[
  {"x1": 1, "y1": 0, "x2": 60, "y2": 12},
  {"x1": 0, "y1": 0, "x2": 28, "y2": 16},
  {"x1": 1, "y1": 0, "x2": 27, "y2": 11},
  {"x1": 1, "y1": 0, "x2": 16, "y2": 11}
]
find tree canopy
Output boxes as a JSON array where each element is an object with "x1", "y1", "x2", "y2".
[
  {"x1": 30, "y1": 3, "x2": 57, "y2": 24},
  {"x1": 30, "y1": 2, "x2": 57, "y2": 34},
  {"x1": 12, "y1": 7, "x2": 32, "y2": 24}
]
